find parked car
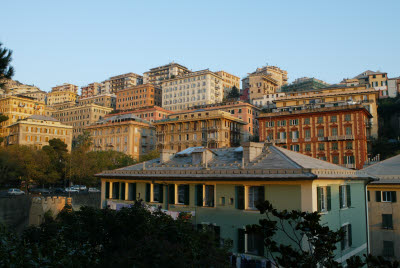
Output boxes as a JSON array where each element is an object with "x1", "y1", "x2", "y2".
[
  {"x1": 65, "y1": 187, "x2": 79, "y2": 193},
  {"x1": 71, "y1": 185, "x2": 87, "y2": 191},
  {"x1": 52, "y1": 188, "x2": 66, "y2": 194},
  {"x1": 30, "y1": 188, "x2": 51, "y2": 195},
  {"x1": 7, "y1": 188, "x2": 25, "y2": 196},
  {"x1": 88, "y1": 187, "x2": 101, "y2": 193}
]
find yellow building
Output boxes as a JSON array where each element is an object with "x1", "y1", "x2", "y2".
[
  {"x1": 7, "y1": 115, "x2": 73, "y2": 151},
  {"x1": 363, "y1": 154, "x2": 400, "y2": 259},
  {"x1": 78, "y1": 94, "x2": 116, "y2": 109},
  {"x1": 214, "y1": 71, "x2": 241, "y2": 97},
  {"x1": 51, "y1": 83, "x2": 78, "y2": 93},
  {"x1": 51, "y1": 103, "x2": 113, "y2": 138},
  {"x1": 344, "y1": 71, "x2": 389, "y2": 98},
  {"x1": 274, "y1": 85, "x2": 379, "y2": 138},
  {"x1": 47, "y1": 91, "x2": 78, "y2": 106},
  {"x1": 86, "y1": 114, "x2": 155, "y2": 160},
  {"x1": 0, "y1": 95, "x2": 46, "y2": 138},
  {"x1": 154, "y1": 109, "x2": 247, "y2": 151}
]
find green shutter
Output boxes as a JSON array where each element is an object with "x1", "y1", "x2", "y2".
[
  {"x1": 382, "y1": 214, "x2": 388, "y2": 229},
  {"x1": 392, "y1": 191, "x2": 397, "y2": 202},
  {"x1": 236, "y1": 186, "x2": 245, "y2": 210},
  {"x1": 346, "y1": 185, "x2": 351, "y2": 207},
  {"x1": 128, "y1": 183, "x2": 136, "y2": 201},
  {"x1": 340, "y1": 226, "x2": 345, "y2": 250},
  {"x1": 376, "y1": 191, "x2": 381, "y2": 202},
  {"x1": 184, "y1": 185, "x2": 190, "y2": 205},
  {"x1": 168, "y1": 184, "x2": 175, "y2": 204},
  {"x1": 327, "y1": 186, "x2": 331, "y2": 211},
  {"x1": 317, "y1": 187, "x2": 321, "y2": 212},
  {"x1": 348, "y1": 225, "x2": 352, "y2": 247},
  {"x1": 120, "y1": 183, "x2": 126, "y2": 201},
  {"x1": 105, "y1": 182, "x2": 110, "y2": 199},
  {"x1": 114, "y1": 182, "x2": 120, "y2": 199},
  {"x1": 339, "y1": 186, "x2": 343, "y2": 208},
  {"x1": 159, "y1": 185, "x2": 164, "y2": 203},
  {"x1": 196, "y1": 184, "x2": 203, "y2": 206},
  {"x1": 257, "y1": 186, "x2": 265, "y2": 207},
  {"x1": 145, "y1": 183, "x2": 150, "y2": 202},
  {"x1": 238, "y1": 228, "x2": 245, "y2": 253}
]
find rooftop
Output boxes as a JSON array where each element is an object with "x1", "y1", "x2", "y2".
[
  {"x1": 97, "y1": 144, "x2": 373, "y2": 180},
  {"x1": 363, "y1": 154, "x2": 400, "y2": 183}
]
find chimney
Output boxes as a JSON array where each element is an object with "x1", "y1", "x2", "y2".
[
  {"x1": 160, "y1": 149, "x2": 176, "y2": 164},
  {"x1": 242, "y1": 142, "x2": 264, "y2": 164},
  {"x1": 191, "y1": 149, "x2": 214, "y2": 166}
]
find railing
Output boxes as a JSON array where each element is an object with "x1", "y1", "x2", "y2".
[
  {"x1": 317, "y1": 137, "x2": 326, "y2": 141},
  {"x1": 328, "y1": 136, "x2": 338, "y2": 141},
  {"x1": 341, "y1": 164, "x2": 355, "y2": 169},
  {"x1": 304, "y1": 137, "x2": 311, "y2": 142},
  {"x1": 275, "y1": 139, "x2": 287, "y2": 144},
  {"x1": 292, "y1": 138, "x2": 298, "y2": 142}
]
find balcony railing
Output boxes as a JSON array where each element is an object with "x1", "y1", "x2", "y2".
[
  {"x1": 328, "y1": 136, "x2": 338, "y2": 141},
  {"x1": 275, "y1": 138, "x2": 287, "y2": 144},
  {"x1": 317, "y1": 137, "x2": 326, "y2": 141},
  {"x1": 304, "y1": 137, "x2": 311, "y2": 142}
]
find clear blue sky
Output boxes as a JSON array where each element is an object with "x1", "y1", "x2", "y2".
[{"x1": 2, "y1": 0, "x2": 399, "y2": 92}]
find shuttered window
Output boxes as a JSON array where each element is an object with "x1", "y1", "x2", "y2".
[
  {"x1": 317, "y1": 186, "x2": 331, "y2": 212},
  {"x1": 339, "y1": 185, "x2": 351, "y2": 209},
  {"x1": 105, "y1": 182, "x2": 110, "y2": 199},
  {"x1": 236, "y1": 186, "x2": 245, "y2": 210},
  {"x1": 248, "y1": 186, "x2": 265, "y2": 209},
  {"x1": 127, "y1": 183, "x2": 136, "y2": 201},
  {"x1": 341, "y1": 224, "x2": 352, "y2": 250},
  {"x1": 152, "y1": 184, "x2": 163, "y2": 203},
  {"x1": 382, "y1": 214, "x2": 393, "y2": 229}
]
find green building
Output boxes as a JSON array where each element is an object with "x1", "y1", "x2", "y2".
[{"x1": 97, "y1": 142, "x2": 374, "y2": 265}]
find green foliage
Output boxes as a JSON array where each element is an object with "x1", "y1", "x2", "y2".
[
  {"x1": 72, "y1": 130, "x2": 92, "y2": 151},
  {"x1": 370, "y1": 138, "x2": 400, "y2": 161},
  {"x1": 0, "y1": 201, "x2": 230, "y2": 267},
  {"x1": 139, "y1": 149, "x2": 160, "y2": 162},
  {"x1": 227, "y1": 86, "x2": 240, "y2": 100},
  {"x1": 248, "y1": 200, "x2": 344, "y2": 267},
  {"x1": 0, "y1": 43, "x2": 14, "y2": 89},
  {"x1": 0, "y1": 114, "x2": 8, "y2": 124}
]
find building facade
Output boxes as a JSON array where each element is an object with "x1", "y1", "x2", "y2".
[
  {"x1": 81, "y1": 82, "x2": 102, "y2": 98},
  {"x1": 345, "y1": 71, "x2": 389, "y2": 98},
  {"x1": 214, "y1": 71, "x2": 241, "y2": 97},
  {"x1": 143, "y1": 62, "x2": 191, "y2": 85},
  {"x1": 105, "y1": 106, "x2": 173, "y2": 123},
  {"x1": 86, "y1": 114, "x2": 155, "y2": 160},
  {"x1": 258, "y1": 104, "x2": 372, "y2": 170},
  {"x1": 108, "y1": 73, "x2": 143, "y2": 93},
  {"x1": 7, "y1": 115, "x2": 73, "y2": 151},
  {"x1": 161, "y1": 70, "x2": 224, "y2": 111},
  {"x1": 78, "y1": 94, "x2": 116, "y2": 109},
  {"x1": 51, "y1": 83, "x2": 79, "y2": 93},
  {"x1": 183, "y1": 101, "x2": 261, "y2": 141},
  {"x1": 0, "y1": 96, "x2": 46, "y2": 139},
  {"x1": 274, "y1": 85, "x2": 379, "y2": 138},
  {"x1": 388, "y1": 77, "x2": 400, "y2": 98},
  {"x1": 97, "y1": 142, "x2": 372, "y2": 265},
  {"x1": 364, "y1": 154, "x2": 400, "y2": 259},
  {"x1": 47, "y1": 84, "x2": 78, "y2": 106},
  {"x1": 18, "y1": 90, "x2": 47, "y2": 103},
  {"x1": 51, "y1": 103, "x2": 113, "y2": 138},
  {"x1": 154, "y1": 110, "x2": 246, "y2": 151},
  {"x1": 116, "y1": 84, "x2": 162, "y2": 111},
  {"x1": 251, "y1": 92, "x2": 286, "y2": 109}
]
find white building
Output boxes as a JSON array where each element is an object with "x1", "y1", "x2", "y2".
[
  {"x1": 161, "y1": 70, "x2": 223, "y2": 111},
  {"x1": 251, "y1": 92, "x2": 286, "y2": 108}
]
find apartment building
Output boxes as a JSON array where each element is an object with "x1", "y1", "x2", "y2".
[
  {"x1": 0, "y1": 95, "x2": 46, "y2": 138},
  {"x1": 154, "y1": 110, "x2": 246, "y2": 151},
  {"x1": 86, "y1": 114, "x2": 155, "y2": 160},
  {"x1": 214, "y1": 71, "x2": 240, "y2": 97},
  {"x1": 18, "y1": 90, "x2": 47, "y2": 103},
  {"x1": 275, "y1": 85, "x2": 379, "y2": 138},
  {"x1": 108, "y1": 73, "x2": 143, "y2": 93},
  {"x1": 116, "y1": 84, "x2": 162, "y2": 111},
  {"x1": 105, "y1": 106, "x2": 173, "y2": 123},
  {"x1": 344, "y1": 71, "x2": 389, "y2": 98},
  {"x1": 97, "y1": 142, "x2": 373, "y2": 266},
  {"x1": 364, "y1": 154, "x2": 400, "y2": 259},
  {"x1": 183, "y1": 101, "x2": 260, "y2": 141},
  {"x1": 143, "y1": 62, "x2": 191, "y2": 85},
  {"x1": 388, "y1": 77, "x2": 400, "y2": 98},
  {"x1": 245, "y1": 65, "x2": 288, "y2": 101},
  {"x1": 51, "y1": 103, "x2": 113, "y2": 138},
  {"x1": 48, "y1": 83, "x2": 78, "y2": 106},
  {"x1": 280, "y1": 77, "x2": 329, "y2": 93},
  {"x1": 251, "y1": 92, "x2": 286, "y2": 109},
  {"x1": 7, "y1": 115, "x2": 73, "y2": 151},
  {"x1": 78, "y1": 94, "x2": 116, "y2": 109},
  {"x1": 162, "y1": 70, "x2": 224, "y2": 111},
  {"x1": 258, "y1": 104, "x2": 371, "y2": 170},
  {"x1": 51, "y1": 83, "x2": 79, "y2": 93},
  {"x1": 81, "y1": 82, "x2": 102, "y2": 98}
]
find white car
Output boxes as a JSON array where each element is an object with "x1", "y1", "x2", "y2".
[
  {"x1": 71, "y1": 185, "x2": 87, "y2": 191},
  {"x1": 88, "y1": 187, "x2": 101, "y2": 193},
  {"x1": 8, "y1": 188, "x2": 25, "y2": 196},
  {"x1": 65, "y1": 187, "x2": 79, "y2": 193}
]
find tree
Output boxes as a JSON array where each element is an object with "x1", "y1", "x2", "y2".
[
  {"x1": 247, "y1": 200, "x2": 344, "y2": 267},
  {"x1": 139, "y1": 149, "x2": 160, "y2": 162},
  {"x1": 227, "y1": 86, "x2": 240, "y2": 100},
  {"x1": 0, "y1": 42, "x2": 14, "y2": 89},
  {"x1": 72, "y1": 130, "x2": 92, "y2": 152},
  {"x1": 0, "y1": 201, "x2": 230, "y2": 267}
]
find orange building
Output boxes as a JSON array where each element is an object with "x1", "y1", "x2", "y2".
[
  {"x1": 258, "y1": 104, "x2": 372, "y2": 170},
  {"x1": 116, "y1": 84, "x2": 162, "y2": 111},
  {"x1": 104, "y1": 106, "x2": 173, "y2": 123}
]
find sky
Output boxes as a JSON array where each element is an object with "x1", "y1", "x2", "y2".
[{"x1": 1, "y1": 0, "x2": 399, "y2": 93}]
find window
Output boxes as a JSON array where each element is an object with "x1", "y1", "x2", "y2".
[
  {"x1": 246, "y1": 231, "x2": 264, "y2": 256},
  {"x1": 305, "y1": 144, "x2": 311, "y2": 152},
  {"x1": 332, "y1": 155, "x2": 339, "y2": 164},
  {"x1": 317, "y1": 186, "x2": 331, "y2": 212},
  {"x1": 204, "y1": 185, "x2": 215, "y2": 207},
  {"x1": 318, "y1": 143, "x2": 325, "y2": 151},
  {"x1": 290, "y1": 144, "x2": 300, "y2": 151},
  {"x1": 317, "y1": 116, "x2": 324, "y2": 124},
  {"x1": 289, "y1": 119, "x2": 299, "y2": 126},
  {"x1": 247, "y1": 186, "x2": 264, "y2": 209},
  {"x1": 346, "y1": 142, "x2": 353, "y2": 150},
  {"x1": 317, "y1": 128, "x2": 324, "y2": 137},
  {"x1": 382, "y1": 214, "x2": 393, "y2": 229},
  {"x1": 266, "y1": 121, "x2": 274, "y2": 127},
  {"x1": 345, "y1": 127, "x2": 352, "y2": 135},
  {"x1": 277, "y1": 120, "x2": 286, "y2": 127},
  {"x1": 331, "y1": 127, "x2": 338, "y2": 136},
  {"x1": 341, "y1": 224, "x2": 352, "y2": 250},
  {"x1": 177, "y1": 185, "x2": 189, "y2": 205},
  {"x1": 383, "y1": 241, "x2": 394, "y2": 257},
  {"x1": 376, "y1": 191, "x2": 397, "y2": 202},
  {"x1": 304, "y1": 129, "x2": 311, "y2": 138},
  {"x1": 152, "y1": 184, "x2": 163, "y2": 203},
  {"x1": 345, "y1": 114, "x2": 351, "y2": 121},
  {"x1": 330, "y1": 116, "x2": 337, "y2": 123},
  {"x1": 304, "y1": 118, "x2": 310, "y2": 125},
  {"x1": 339, "y1": 185, "x2": 351, "y2": 208}
]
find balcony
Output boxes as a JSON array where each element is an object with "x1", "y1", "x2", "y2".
[
  {"x1": 292, "y1": 138, "x2": 298, "y2": 143},
  {"x1": 304, "y1": 137, "x2": 311, "y2": 142},
  {"x1": 344, "y1": 135, "x2": 354, "y2": 140},
  {"x1": 275, "y1": 138, "x2": 287, "y2": 144},
  {"x1": 317, "y1": 137, "x2": 326, "y2": 141},
  {"x1": 328, "y1": 136, "x2": 338, "y2": 141},
  {"x1": 341, "y1": 164, "x2": 355, "y2": 169}
]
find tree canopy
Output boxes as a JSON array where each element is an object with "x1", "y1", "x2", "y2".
[
  {"x1": 226, "y1": 86, "x2": 240, "y2": 100},
  {"x1": 0, "y1": 42, "x2": 14, "y2": 89}
]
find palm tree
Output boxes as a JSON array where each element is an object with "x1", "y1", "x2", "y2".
[{"x1": 0, "y1": 42, "x2": 14, "y2": 89}]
